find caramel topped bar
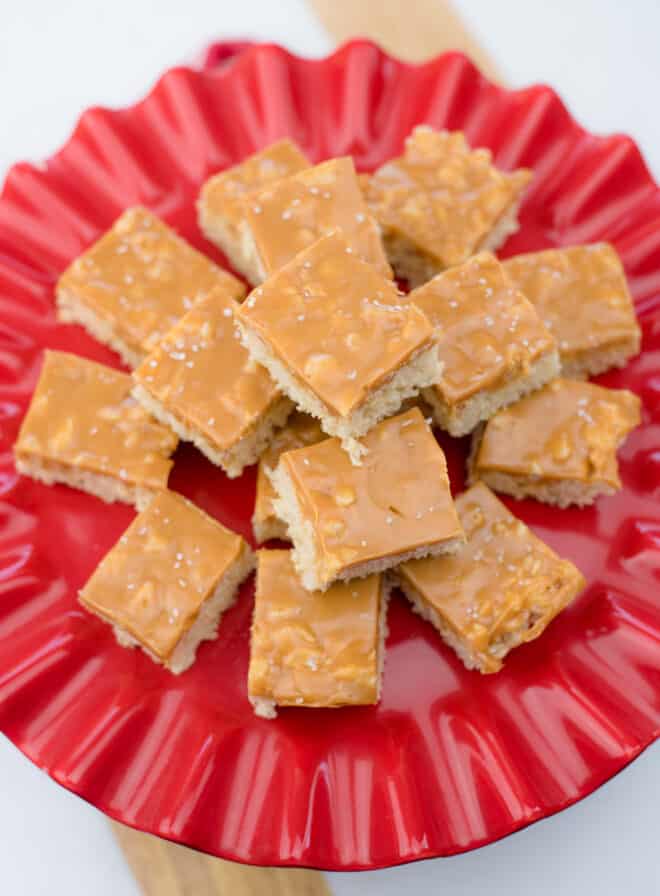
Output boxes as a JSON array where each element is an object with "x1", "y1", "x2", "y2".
[
  {"x1": 503, "y1": 243, "x2": 641, "y2": 377},
  {"x1": 252, "y1": 412, "x2": 325, "y2": 542},
  {"x1": 396, "y1": 482, "x2": 585, "y2": 673},
  {"x1": 367, "y1": 127, "x2": 531, "y2": 285},
  {"x1": 469, "y1": 378, "x2": 641, "y2": 506},
  {"x1": 236, "y1": 232, "x2": 437, "y2": 456},
  {"x1": 198, "y1": 139, "x2": 310, "y2": 279},
  {"x1": 240, "y1": 157, "x2": 392, "y2": 281},
  {"x1": 248, "y1": 550, "x2": 387, "y2": 717},
  {"x1": 14, "y1": 350, "x2": 177, "y2": 507},
  {"x1": 132, "y1": 290, "x2": 292, "y2": 478},
  {"x1": 79, "y1": 490, "x2": 254, "y2": 673},
  {"x1": 57, "y1": 207, "x2": 246, "y2": 367},
  {"x1": 270, "y1": 408, "x2": 464, "y2": 591},
  {"x1": 411, "y1": 252, "x2": 559, "y2": 435}
]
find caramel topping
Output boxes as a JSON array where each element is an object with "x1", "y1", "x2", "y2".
[
  {"x1": 198, "y1": 139, "x2": 310, "y2": 243},
  {"x1": 475, "y1": 378, "x2": 641, "y2": 488},
  {"x1": 133, "y1": 289, "x2": 283, "y2": 452},
  {"x1": 80, "y1": 491, "x2": 248, "y2": 661},
  {"x1": 15, "y1": 350, "x2": 177, "y2": 489},
  {"x1": 248, "y1": 550, "x2": 382, "y2": 707},
  {"x1": 279, "y1": 408, "x2": 463, "y2": 582},
  {"x1": 398, "y1": 482, "x2": 585, "y2": 672},
  {"x1": 410, "y1": 252, "x2": 556, "y2": 404},
  {"x1": 503, "y1": 243, "x2": 641, "y2": 360},
  {"x1": 241, "y1": 157, "x2": 392, "y2": 278},
  {"x1": 237, "y1": 232, "x2": 433, "y2": 418},
  {"x1": 254, "y1": 413, "x2": 325, "y2": 535},
  {"x1": 367, "y1": 127, "x2": 531, "y2": 267},
  {"x1": 57, "y1": 207, "x2": 246, "y2": 358}
]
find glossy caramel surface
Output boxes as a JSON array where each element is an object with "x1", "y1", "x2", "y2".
[
  {"x1": 15, "y1": 350, "x2": 177, "y2": 490},
  {"x1": 80, "y1": 490, "x2": 247, "y2": 661},
  {"x1": 248, "y1": 550, "x2": 382, "y2": 707}
]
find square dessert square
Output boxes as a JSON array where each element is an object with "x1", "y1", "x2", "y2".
[
  {"x1": 252, "y1": 412, "x2": 325, "y2": 542},
  {"x1": 238, "y1": 156, "x2": 392, "y2": 282},
  {"x1": 270, "y1": 407, "x2": 464, "y2": 591},
  {"x1": 503, "y1": 243, "x2": 641, "y2": 378},
  {"x1": 197, "y1": 138, "x2": 310, "y2": 281},
  {"x1": 395, "y1": 482, "x2": 586, "y2": 673},
  {"x1": 79, "y1": 490, "x2": 254, "y2": 674},
  {"x1": 132, "y1": 289, "x2": 293, "y2": 478},
  {"x1": 14, "y1": 350, "x2": 178, "y2": 507},
  {"x1": 411, "y1": 252, "x2": 559, "y2": 436},
  {"x1": 56, "y1": 207, "x2": 246, "y2": 367},
  {"x1": 236, "y1": 232, "x2": 438, "y2": 460},
  {"x1": 468, "y1": 378, "x2": 641, "y2": 506},
  {"x1": 248, "y1": 549, "x2": 389, "y2": 718},
  {"x1": 366, "y1": 126, "x2": 532, "y2": 286}
]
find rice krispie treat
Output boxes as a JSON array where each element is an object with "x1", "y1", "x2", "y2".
[
  {"x1": 132, "y1": 290, "x2": 292, "y2": 479},
  {"x1": 502, "y1": 243, "x2": 641, "y2": 378},
  {"x1": 237, "y1": 157, "x2": 392, "y2": 282},
  {"x1": 197, "y1": 138, "x2": 310, "y2": 280},
  {"x1": 252, "y1": 412, "x2": 325, "y2": 542},
  {"x1": 270, "y1": 408, "x2": 464, "y2": 591},
  {"x1": 468, "y1": 378, "x2": 641, "y2": 506},
  {"x1": 411, "y1": 252, "x2": 559, "y2": 436},
  {"x1": 366, "y1": 126, "x2": 532, "y2": 286},
  {"x1": 395, "y1": 482, "x2": 586, "y2": 673},
  {"x1": 236, "y1": 232, "x2": 438, "y2": 461},
  {"x1": 248, "y1": 550, "x2": 389, "y2": 718},
  {"x1": 56, "y1": 207, "x2": 245, "y2": 367},
  {"x1": 14, "y1": 350, "x2": 177, "y2": 507},
  {"x1": 79, "y1": 490, "x2": 254, "y2": 674}
]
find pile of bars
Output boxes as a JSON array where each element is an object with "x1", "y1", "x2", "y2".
[{"x1": 15, "y1": 128, "x2": 642, "y2": 717}]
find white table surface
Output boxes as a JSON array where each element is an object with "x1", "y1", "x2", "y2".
[{"x1": 1, "y1": 2, "x2": 659, "y2": 893}]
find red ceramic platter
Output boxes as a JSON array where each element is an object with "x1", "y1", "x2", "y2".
[{"x1": 1, "y1": 40, "x2": 660, "y2": 871}]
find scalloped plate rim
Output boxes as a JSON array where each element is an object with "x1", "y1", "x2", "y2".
[{"x1": 0, "y1": 39, "x2": 659, "y2": 871}]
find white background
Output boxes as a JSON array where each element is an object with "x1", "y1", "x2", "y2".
[{"x1": 1, "y1": 1, "x2": 659, "y2": 893}]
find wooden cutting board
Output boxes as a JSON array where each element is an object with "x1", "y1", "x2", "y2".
[{"x1": 111, "y1": 2, "x2": 496, "y2": 892}]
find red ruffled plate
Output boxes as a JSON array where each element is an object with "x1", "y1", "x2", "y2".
[{"x1": 1, "y1": 40, "x2": 660, "y2": 871}]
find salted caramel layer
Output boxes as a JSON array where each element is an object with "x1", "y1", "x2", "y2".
[
  {"x1": 133, "y1": 289, "x2": 283, "y2": 452},
  {"x1": 57, "y1": 207, "x2": 245, "y2": 358},
  {"x1": 279, "y1": 407, "x2": 463, "y2": 579},
  {"x1": 80, "y1": 490, "x2": 248, "y2": 661},
  {"x1": 398, "y1": 482, "x2": 585, "y2": 672},
  {"x1": 503, "y1": 243, "x2": 641, "y2": 361},
  {"x1": 248, "y1": 550, "x2": 382, "y2": 707},
  {"x1": 15, "y1": 350, "x2": 177, "y2": 489},
  {"x1": 237, "y1": 232, "x2": 433, "y2": 418},
  {"x1": 199, "y1": 139, "x2": 310, "y2": 243},
  {"x1": 367, "y1": 127, "x2": 531, "y2": 268},
  {"x1": 411, "y1": 252, "x2": 556, "y2": 405},
  {"x1": 474, "y1": 378, "x2": 641, "y2": 488},
  {"x1": 241, "y1": 157, "x2": 392, "y2": 277},
  {"x1": 254, "y1": 413, "x2": 325, "y2": 535}
]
